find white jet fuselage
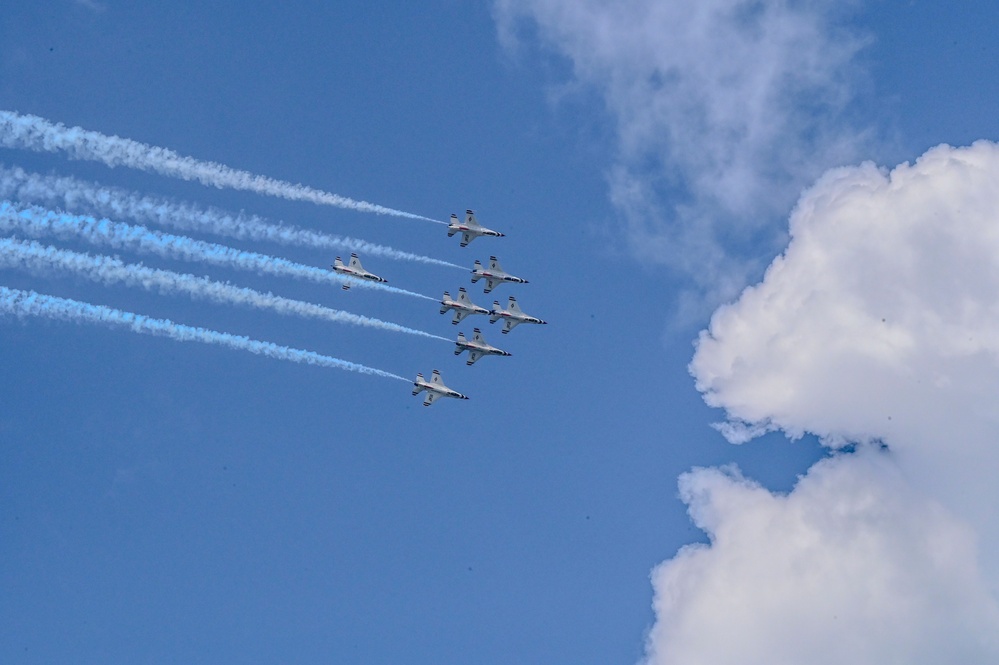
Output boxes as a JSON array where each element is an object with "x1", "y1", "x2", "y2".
[
  {"x1": 454, "y1": 328, "x2": 512, "y2": 365},
  {"x1": 471, "y1": 256, "x2": 528, "y2": 294},
  {"x1": 412, "y1": 370, "x2": 468, "y2": 406},
  {"x1": 490, "y1": 296, "x2": 547, "y2": 334},
  {"x1": 448, "y1": 209, "x2": 505, "y2": 247},
  {"x1": 440, "y1": 287, "x2": 490, "y2": 325},
  {"x1": 332, "y1": 253, "x2": 387, "y2": 290}
]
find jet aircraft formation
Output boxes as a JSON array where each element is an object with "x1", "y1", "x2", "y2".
[
  {"x1": 0, "y1": 112, "x2": 543, "y2": 403},
  {"x1": 342, "y1": 209, "x2": 545, "y2": 406}
]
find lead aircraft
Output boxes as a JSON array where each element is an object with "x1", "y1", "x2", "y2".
[
  {"x1": 448, "y1": 209, "x2": 505, "y2": 247},
  {"x1": 490, "y1": 296, "x2": 547, "y2": 334},
  {"x1": 412, "y1": 369, "x2": 469, "y2": 406},
  {"x1": 471, "y1": 256, "x2": 528, "y2": 294},
  {"x1": 332, "y1": 253, "x2": 388, "y2": 290},
  {"x1": 440, "y1": 287, "x2": 490, "y2": 325},
  {"x1": 455, "y1": 328, "x2": 512, "y2": 365}
]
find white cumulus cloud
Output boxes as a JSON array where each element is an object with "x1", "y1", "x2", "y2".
[
  {"x1": 660, "y1": 142, "x2": 999, "y2": 663},
  {"x1": 692, "y1": 141, "x2": 999, "y2": 556},
  {"x1": 646, "y1": 450, "x2": 999, "y2": 665}
]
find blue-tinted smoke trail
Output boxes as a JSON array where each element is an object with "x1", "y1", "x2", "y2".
[
  {"x1": 0, "y1": 237, "x2": 450, "y2": 341},
  {"x1": 0, "y1": 285, "x2": 409, "y2": 381},
  {"x1": 0, "y1": 201, "x2": 437, "y2": 300},
  {"x1": 0, "y1": 110, "x2": 444, "y2": 224},
  {"x1": 0, "y1": 165, "x2": 463, "y2": 269}
]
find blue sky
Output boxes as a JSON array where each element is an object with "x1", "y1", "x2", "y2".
[{"x1": 3, "y1": 1, "x2": 999, "y2": 663}]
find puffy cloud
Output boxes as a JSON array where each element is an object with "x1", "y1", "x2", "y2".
[
  {"x1": 495, "y1": 0, "x2": 869, "y2": 297},
  {"x1": 691, "y1": 142, "x2": 999, "y2": 554},
  {"x1": 646, "y1": 450, "x2": 999, "y2": 665},
  {"x1": 661, "y1": 142, "x2": 999, "y2": 663}
]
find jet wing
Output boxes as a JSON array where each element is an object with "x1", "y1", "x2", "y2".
[
  {"x1": 465, "y1": 210, "x2": 480, "y2": 228},
  {"x1": 472, "y1": 329, "x2": 485, "y2": 343},
  {"x1": 489, "y1": 256, "x2": 503, "y2": 272},
  {"x1": 461, "y1": 232, "x2": 472, "y2": 247},
  {"x1": 466, "y1": 350, "x2": 483, "y2": 365},
  {"x1": 424, "y1": 391, "x2": 440, "y2": 406},
  {"x1": 349, "y1": 254, "x2": 363, "y2": 269},
  {"x1": 502, "y1": 318, "x2": 521, "y2": 333},
  {"x1": 507, "y1": 297, "x2": 522, "y2": 313},
  {"x1": 452, "y1": 309, "x2": 470, "y2": 324},
  {"x1": 457, "y1": 290, "x2": 474, "y2": 305},
  {"x1": 430, "y1": 370, "x2": 443, "y2": 385},
  {"x1": 483, "y1": 278, "x2": 498, "y2": 293}
]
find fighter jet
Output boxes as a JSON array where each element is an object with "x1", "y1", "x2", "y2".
[
  {"x1": 490, "y1": 296, "x2": 548, "y2": 334},
  {"x1": 454, "y1": 328, "x2": 512, "y2": 365},
  {"x1": 448, "y1": 209, "x2": 505, "y2": 247},
  {"x1": 412, "y1": 369, "x2": 469, "y2": 406},
  {"x1": 332, "y1": 253, "x2": 388, "y2": 290},
  {"x1": 471, "y1": 256, "x2": 528, "y2": 294},
  {"x1": 440, "y1": 287, "x2": 491, "y2": 325}
]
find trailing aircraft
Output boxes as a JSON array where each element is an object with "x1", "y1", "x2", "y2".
[
  {"x1": 454, "y1": 328, "x2": 512, "y2": 365},
  {"x1": 490, "y1": 296, "x2": 547, "y2": 334},
  {"x1": 471, "y1": 256, "x2": 528, "y2": 294},
  {"x1": 332, "y1": 253, "x2": 388, "y2": 290},
  {"x1": 448, "y1": 209, "x2": 505, "y2": 247},
  {"x1": 440, "y1": 287, "x2": 490, "y2": 325},
  {"x1": 412, "y1": 369, "x2": 469, "y2": 406}
]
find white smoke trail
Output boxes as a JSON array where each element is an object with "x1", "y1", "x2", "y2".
[
  {"x1": 0, "y1": 110, "x2": 444, "y2": 224},
  {"x1": 0, "y1": 285, "x2": 409, "y2": 381},
  {"x1": 0, "y1": 237, "x2": 450, "y2": 341},
  {"x1": 0, "y1": 201, "x2": 437, "y2": 301},
  {"x1": 0, "y1": 164, "x2": 463, "y2": 269}
]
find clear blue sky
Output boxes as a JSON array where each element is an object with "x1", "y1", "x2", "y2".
[{"x1": 2, "y1": 2, "x2": 999, "y2": 663}]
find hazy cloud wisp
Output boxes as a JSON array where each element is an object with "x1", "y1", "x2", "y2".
[{"x1": 496, "y1": 0, "x2": 869, "y2": 300}]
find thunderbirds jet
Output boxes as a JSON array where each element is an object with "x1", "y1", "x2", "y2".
[
  {"x1": 455, "y1": 328, "x2": 512, "y2": 365},
  {"x1": 490, "y1": 296, "x2": 548, "y2": 334},
  {"x1": 412, "y1": 369, "x2": 469, "y2": 406},
  {"x1": 471, "y1": 256, "x2": 528, "y2": 294},
  {"x1": 448, "y1": 209, "x2": 505, "y2": 247},
  {"x1": 440, "y1": 287, "x2": 490, "y2": 325},
  {"x1": 332, "y1": 253, "x2": 388, "y2": 290}
]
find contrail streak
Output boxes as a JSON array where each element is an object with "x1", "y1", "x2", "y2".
[
  {"x1": 0, "y1": 110, "x2": 444, "y2": 224},
  {"x1": 0, "y1": 285, "x2": 409, "y2": 381},
  {"x1": 0, "y1": 201, "x2": 437, "y2": 300},
  {"x1": 0, "y1": 237, "x2": 450, "y2": 341},
  {"x1": 0, "y1": 165, "x2": 463, "y2": 269}
]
